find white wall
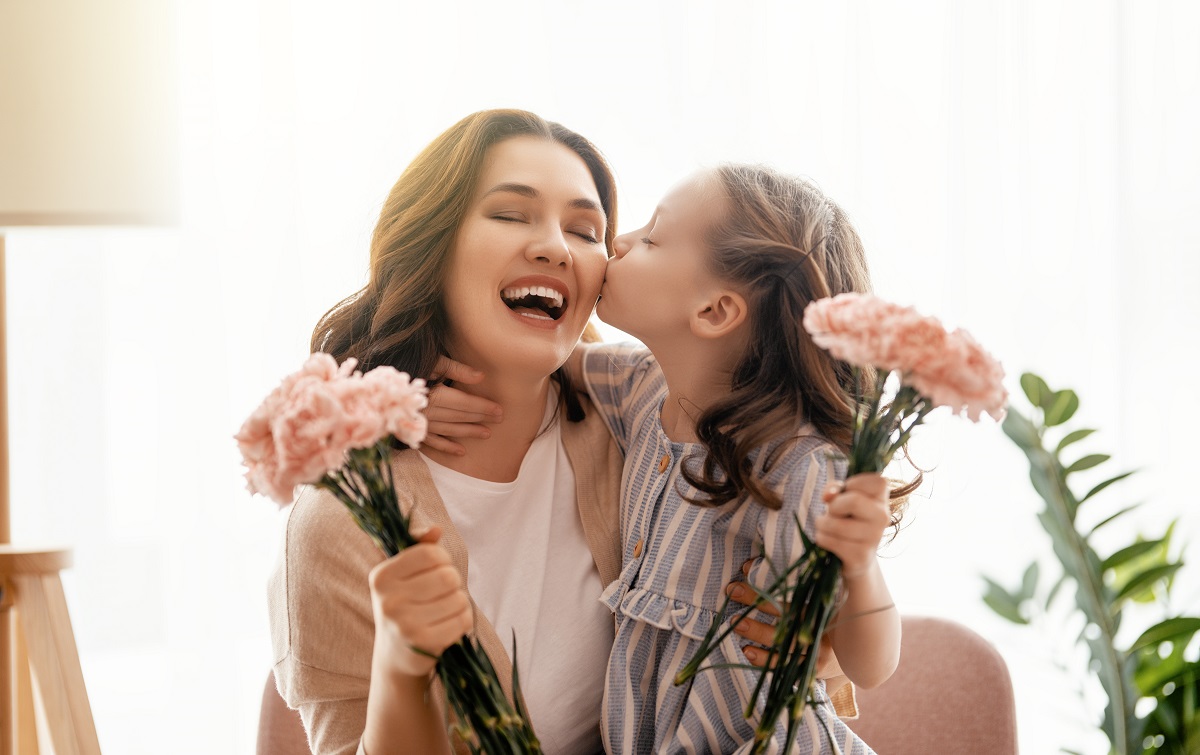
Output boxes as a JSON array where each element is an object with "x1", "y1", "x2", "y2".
[{"x1": 6, "y1": 1, "x2": 1198, "y2": 752}]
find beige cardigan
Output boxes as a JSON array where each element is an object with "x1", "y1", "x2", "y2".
[
  {"x1": 268, "y1": 398, "x2": 856, "y2": 754},
  {"x1": 269, "y1": 402, "x2": 623, "y2": 754}
]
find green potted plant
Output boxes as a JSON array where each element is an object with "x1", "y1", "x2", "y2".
[{"x1": 984, "y1": 373, "x2": 1199, "y2": 754}]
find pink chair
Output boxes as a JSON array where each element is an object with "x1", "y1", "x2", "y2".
[
  {"x1": 848, "y1": 615, "x2": 1018, "y2": 754},
  {"x1": 257, "y1": 672, "x2": 310, "y2": 755}
]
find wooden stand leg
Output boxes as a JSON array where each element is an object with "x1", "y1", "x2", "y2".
[
  {"x1": 0, "y1": 549, "x2": 99, "y2": 754},
  {"x1": 13, "y1": 618, "x2": 38, "y2": 755}
]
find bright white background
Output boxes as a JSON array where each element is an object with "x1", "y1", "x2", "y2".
[{"x1": 6, "y1": 1, "x2": 1199, "y2": 753}]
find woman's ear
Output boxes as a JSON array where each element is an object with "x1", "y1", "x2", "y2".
[{"x1": 691, "y1": 290, "x2": 748, "y2": 339}]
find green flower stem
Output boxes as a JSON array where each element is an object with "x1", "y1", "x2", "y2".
[{"x1": 316, "y1": 441, "x2": 541, "y2": 754}]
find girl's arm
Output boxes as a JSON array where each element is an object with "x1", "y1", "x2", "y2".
[
  {"x1": 816, "y1": 474, "x2": 901, "y2": 689},
  {"x1": 422, "y1": 346, "x2": 589, "y2": 455},
  {"x1": 361, "y1": 527, "x2": 473, "y2": 754}
]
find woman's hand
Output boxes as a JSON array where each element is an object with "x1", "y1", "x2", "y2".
[
  {"x1": 724, "y1": 568, "x2": 839, "y2": 677},
  {"x1": 422, "y1": 356, "x2": 503, "y2": 455},
  {"x1": 814, "y1": 473, "x2": 890, "y2": 579},
  {"x1": 368, "y1": 527, "x2": 474, "y2": 678}
]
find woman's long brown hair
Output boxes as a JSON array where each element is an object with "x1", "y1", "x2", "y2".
[
  {"x1": 310, "y1": 109, "x2": 617, "y2": 421},
  {"x1": 682, "y1": 165, "x2": 917, "y2": 523}
]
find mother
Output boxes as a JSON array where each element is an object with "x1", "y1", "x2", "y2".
[{"x1": 267, "y1": 109, "x2": 624, "y2": 754}]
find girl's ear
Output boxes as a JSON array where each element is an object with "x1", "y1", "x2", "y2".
[{"x1": 691, "y1": 289, "x2": 749, "y2": 339}]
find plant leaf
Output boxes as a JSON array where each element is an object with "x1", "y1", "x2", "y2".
[
  {"x1": 1055, "y1": 428, "x2": 1096, "y2": 454},
  {"x1": 1044, "y1": 390, "x2": 1080, "y2": 426},
  {"x1": 1102, "y1": 540, "x2": 1164, "y2": 573},
  {"x1": 1081, "y1": 471, "x2": 1136, "y2": 504},
  {"x1": 1045, "y1": 571, "x2": 1070, "y2": 610},
  {"x1": 1020, "y1": 373, "x2": 1051, "y2": 408},
  {"x1": 982, "y1": 577, "x2": 1029, "y2": 624},
  {"x1": 1085, "y1": 503, "x2": 1142, "y2": 537},
  {"x1": 1021, "y1": 562, "x2": 1040, "y2": 602},
  {"x1": 1065, "y1": 454, "x2": 1110, "y2": 475},
  {"x1": 1114, "y1": 563, "x2": 1184, "y2": 603},
  {"x1": 1129, "y1": 618, "x2": 1200, "y2": 655},
  {"x1": 1002, "y1": 410, "x2": 1041, "y2": 450}
]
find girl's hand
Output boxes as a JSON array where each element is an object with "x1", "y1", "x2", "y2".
[
  {"x1": 368, "y1": 527, "x2": 474, "y2": 678},
  {"x1": 725, "y1": 569, "x2": 838, "y2": 677},
  {"x1": 422, "y1": 356, "x2": 503, "y2": 455},
  {"x1": 814, "y1": 473, "x2": 890, "y2": 579}
]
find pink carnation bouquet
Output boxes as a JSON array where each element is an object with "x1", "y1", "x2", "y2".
[
  {"x1": 678, "y1": 294, "x2": 1006, "y2": 753},
  {"x1": 237, "y1": 354, "x2": 542, "y2": 753}
]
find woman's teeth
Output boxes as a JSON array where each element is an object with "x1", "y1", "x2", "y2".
[{"x1": 500, "y1": 285, "x2": 564, "y2": 310}]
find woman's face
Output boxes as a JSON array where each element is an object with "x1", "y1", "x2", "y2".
[{"x1": 444, "y1": 136, "x2": 608, "y2": 377}]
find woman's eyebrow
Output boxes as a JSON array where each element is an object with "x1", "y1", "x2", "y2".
[{"x1": 483, "y1": 182, "x2": 604, "y2": 216}]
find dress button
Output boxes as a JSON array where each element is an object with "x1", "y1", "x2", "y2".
[
  {"x1": 633, "y1": 539, "x2": 644, "y2": 558},
  {"x1": 657, "y1": 454, "x2": 671, "y2": 473}
]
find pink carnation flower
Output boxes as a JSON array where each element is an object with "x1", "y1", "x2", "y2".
[
  {"x1": 235, "y1": 354, "x2": 429, "y2": 505},
  {"x1": 803, "y1": 293, "x2": 1007, "y2": 421}
]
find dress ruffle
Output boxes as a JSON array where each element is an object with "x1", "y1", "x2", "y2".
[{"x1": 605, "y1": 584, "x2": 723, "y2": 641}]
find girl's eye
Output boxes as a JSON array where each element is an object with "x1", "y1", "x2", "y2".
[{"x1": 641, "y1": 236, "x2": 655, "y2": 246}]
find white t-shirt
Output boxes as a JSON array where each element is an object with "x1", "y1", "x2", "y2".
[{"x1": 420, "y1": 402, "x2": 613, "y2": 755}]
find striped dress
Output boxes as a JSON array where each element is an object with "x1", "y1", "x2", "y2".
[{"x1": 582, "y1": 343, "x2": 875, "y2": 755}]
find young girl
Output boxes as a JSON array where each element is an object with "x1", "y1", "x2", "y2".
[
  {"x1": 430, "y1": 164, "x2": 901, "y2": 754},
  {"x1": 581, "y1": 165, "x2": 900, "y2": 754}
]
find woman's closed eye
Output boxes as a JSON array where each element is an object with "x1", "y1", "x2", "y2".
[{"x1": 571, "y1": 227, "x2": 601, "y2": 244}]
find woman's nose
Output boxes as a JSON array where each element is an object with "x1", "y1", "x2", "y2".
[{"x1": 526, "y1": 227, "x2": 571, "y2": 267}]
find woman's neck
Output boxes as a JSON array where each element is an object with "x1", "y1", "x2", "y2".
[{"x1": 421, "y1": 373, "x2": 554, "y2": 483}]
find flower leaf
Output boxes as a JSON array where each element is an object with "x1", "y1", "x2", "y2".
[
  {"x1": 1065, "y1": 453, "x2": 1110, "y2": 475},
  {"x1": 1043, "y1": 389, "x2": 1080, "y2": 426},
  {"x1": 1055, "y1": 428, "x2": 1096, "y2": 454},
  {"x1": 1080, "y1": 471, "x2": 1136, "y2": 504},
  {"x1": 1128, "y1": 617, "x2": 1200, "y2": 655},
  {"x1": 1020, "y1": 373, "x2": 1051, "y2": 408}
]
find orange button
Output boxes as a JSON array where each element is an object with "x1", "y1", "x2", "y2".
[
  {"x1": 633, "y1": 539, "x2": 644, "y2": 558},
  {"x1": 658, "y1": 454, "x2": 671, "y2": 473}
]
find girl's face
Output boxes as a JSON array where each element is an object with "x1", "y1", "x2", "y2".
[
  {"x1": 598, "y1": 171, "x2": 726, "y2": 344},
  {"x1": 443, "y1": 136, "x2": 609, "y2": 377}
]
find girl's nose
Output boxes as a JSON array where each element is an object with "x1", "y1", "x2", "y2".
[{"x1": 612, "y1": 232, "x2": 633, "y2": 258}]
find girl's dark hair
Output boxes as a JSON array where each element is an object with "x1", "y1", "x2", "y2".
[
  {"x1": 682, "y1": 165, "x2": 917, "y2": 523},
  {"x1": 310, "y1": 109, "x2": 617, "y2": 421}
]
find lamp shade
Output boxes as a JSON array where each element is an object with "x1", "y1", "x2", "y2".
[{"x1": 0, "y1": 0, "x2": 178, "y2": 227}]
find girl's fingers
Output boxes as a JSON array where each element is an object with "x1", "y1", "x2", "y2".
[
  {"x1": 432, "y1": 356, "x2": 485, "y2": 385},
  {"x1": 426, "y1": 385, "x2": 503, "y2": 422},
  {"x1": 843, "y1": 472, "x2": 888, "y2": 497},
  {"x1": 418, "y1": 434, "x2": 465, "y2": 456},
  {"x1": 426, "y1": 421, "x2": 492, "y2": 441}
]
